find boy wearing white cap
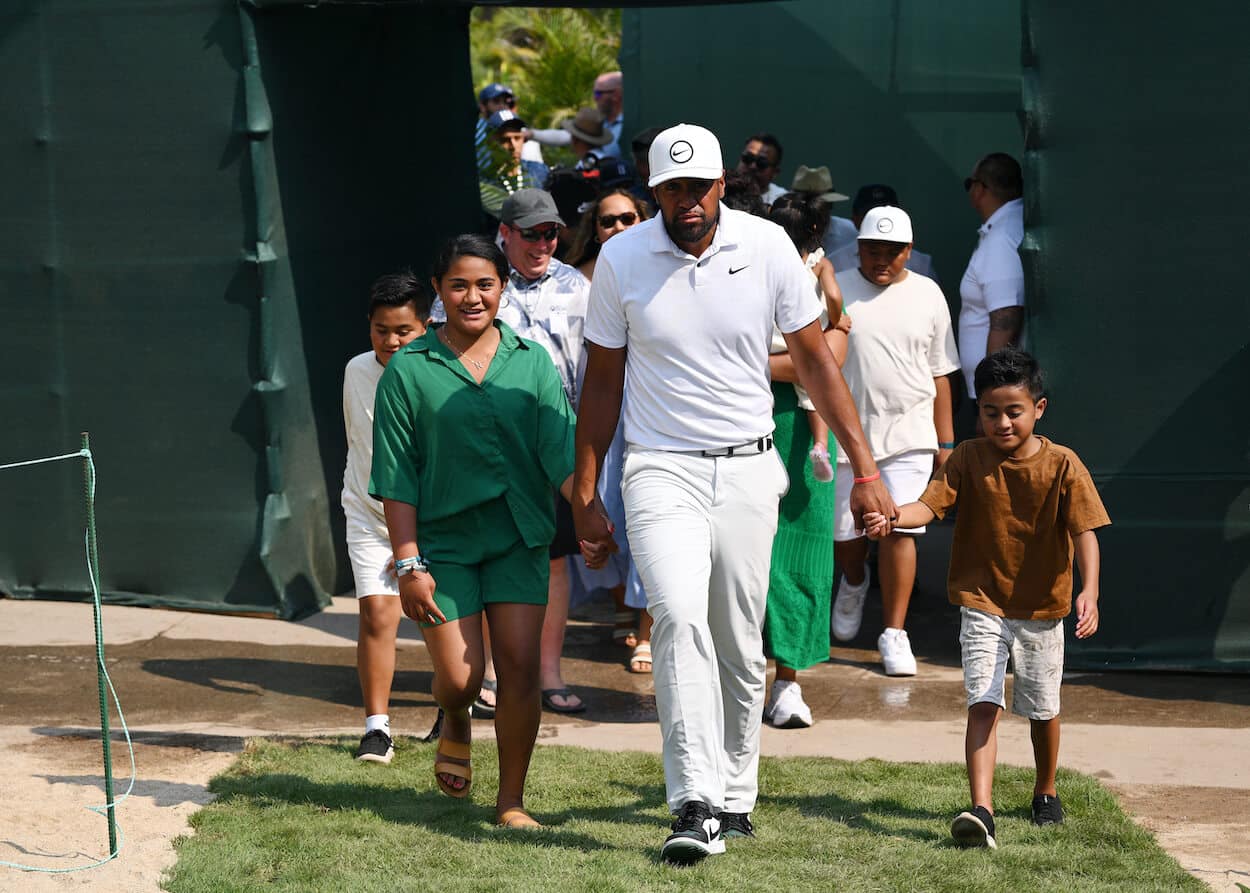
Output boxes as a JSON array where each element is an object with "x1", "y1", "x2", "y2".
[
  {"x1": 573, "y1": 124, "x2": 894, "y2": 864},
  {"x1": 830, "y1": 207, "x2": 961, "y2": 676}
]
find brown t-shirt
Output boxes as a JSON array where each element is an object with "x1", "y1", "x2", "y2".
[{"x1": 918, "y1": 437, "x2": 1111, "y2": 620}]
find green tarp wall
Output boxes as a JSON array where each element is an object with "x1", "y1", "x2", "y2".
[
  {"x1": 625, "y1": 0, "x2": 1250, "y2": 669},
  {"x1": 0, "y1": 0, "x2": 478, "y2": 617},
  {"x1": 1019, "y1": 0, "x2": 1250, "y2": 670}
]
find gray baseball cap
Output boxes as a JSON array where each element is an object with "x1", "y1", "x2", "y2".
[{"x1": 500, "y1": 188, "x2": 566, "y2": 228}]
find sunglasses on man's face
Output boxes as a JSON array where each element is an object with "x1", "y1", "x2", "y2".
[
  {"x1": 598, "y1": 212, "x2": 638, "y2": 229},
  {"x1": 740, "y1": 152, "x2": 773, "y2": 170},
  {"x1": 514, "y1": 225, "x2": 560, "y2": 243},
  {"x1": 963, "y1": 177, "x2": 983, "y2": 192}
]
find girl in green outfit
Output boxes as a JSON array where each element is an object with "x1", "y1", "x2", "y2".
[{"x1": 369, "y1": 234, "x2": 611, "y2": 829}]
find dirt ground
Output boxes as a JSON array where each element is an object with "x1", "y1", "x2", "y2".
[{"x1": 1, "y1": 595, "x2": 1247, "y2": 892}]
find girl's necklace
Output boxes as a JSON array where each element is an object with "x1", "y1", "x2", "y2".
[{"x1": 440, "y1": 328, "x2": 494, "y2": 371}]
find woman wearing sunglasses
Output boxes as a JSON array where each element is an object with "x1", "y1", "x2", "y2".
[
  {"x1": 565, "y1": 189, "x2": 655, "y2": 674},
  {"x1": 566, "y1": 189, "x2": 650, "y2": 281}
]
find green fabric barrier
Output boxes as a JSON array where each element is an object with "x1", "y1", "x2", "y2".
[
  {"x1": 0, "y1": 0, "x2": 478, "y2": 617},
  {"x1": 622, "y1": 0, "x2": 1023, "y2": 312},
  {"x1": 1021, "y1": 0, "x2": 1249, "y2": 670}
]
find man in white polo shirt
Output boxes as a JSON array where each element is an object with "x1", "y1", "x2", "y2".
[
  {"x1": 959, "y1": 153, "x2": 1025, "y2": 406},
  {"x1": 572, "y1": 123, "x2": 894, "y2": 865}
]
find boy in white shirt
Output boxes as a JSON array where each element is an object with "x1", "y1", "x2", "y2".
[
  {"x1": 344, "y1": 272, "x2": 431, "y2": 763},
  {"x1": 830, "y1": 207, "x2": 960, "y2": 676}
]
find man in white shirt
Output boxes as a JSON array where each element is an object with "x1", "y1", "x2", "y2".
[
  {"x1": 830, "y1": 207, "x2": 960, "y2": 677},
  {"x1": 959, "y1": 153, "x2": 1025, "y2": 401},
  {"x1": 736, "y1": 132, "x2": 787, "y2": 207},
  {"x1": 430, "y1": 189, "x2": 590, "y2": 717},
  {"x1": 573, "y1": 124, "x2": 894, "y2": 864}
]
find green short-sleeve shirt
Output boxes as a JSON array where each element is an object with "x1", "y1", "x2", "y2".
[{"x1": 368, "y1": 321, "x2": 576, "y2": 549}]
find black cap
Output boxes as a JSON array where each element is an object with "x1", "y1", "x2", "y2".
[
  {"x1": 852, "y1": 183, "x2": 899, "y2": 216},
  {"x1": 630, "y1": 126, "x2": 663, "y2": 152}
]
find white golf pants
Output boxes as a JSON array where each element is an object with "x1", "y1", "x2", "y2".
[{"x1": 621, "y1": 446, "x2": 788, "y2": 813}]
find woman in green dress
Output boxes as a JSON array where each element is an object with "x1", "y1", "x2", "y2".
[{"x1": 763, "y1": 194, "x2": 851, "y2": 728}]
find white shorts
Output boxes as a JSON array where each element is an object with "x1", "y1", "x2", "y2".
[
  {"x1": 959, "y1": 606, "x2": 1064, "y2": 720},
  {"x1": 834, "y1": 450, "x2": 933, "y2": 542},
  {"x1": 345, "y1": 515, "x2": 398, "y2": 599}
]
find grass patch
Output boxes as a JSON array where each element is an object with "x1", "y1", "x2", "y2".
[{"x1": 166, "y1": 738, "x2": 1200, "y2": 893}]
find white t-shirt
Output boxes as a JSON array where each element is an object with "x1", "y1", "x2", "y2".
[
  {"x1": 762, "y1": 181, "x2": 788, "y2": 207},
  {"x1": 834, "y1": 268, "x2": 961, "y2": 463},
  {"x1": 585, "y1": 206, "x2": 822, "y2": 451},
  {"x1": 959, "y1": 198, "x2": 1024, "y2": 396},
  {"x1": 341, "y1": 350, "x2": 387, "y2": 536}
]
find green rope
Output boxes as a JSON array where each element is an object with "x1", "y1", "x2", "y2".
[{"x1": 0, "y1": 441, "x2": 136, "y2": 874}]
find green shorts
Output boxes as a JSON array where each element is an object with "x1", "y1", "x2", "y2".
[{"x1": 420, "y1": 496, "x2": 549, "y2": 625}]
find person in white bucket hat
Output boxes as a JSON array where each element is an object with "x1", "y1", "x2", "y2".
[{"x1": 572, "y1": 123, "x2": 895, "y2": 865}]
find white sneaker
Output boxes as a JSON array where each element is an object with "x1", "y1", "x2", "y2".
[
  {"x1": 763, "y1": 680, "x2": 813, "y2": 728},
  {"x1": 831, "y1": 568, "x2": 870, "y2": 642},
  {"x1": 878, "y1": 628, "x2": 917, "y2": 676}
]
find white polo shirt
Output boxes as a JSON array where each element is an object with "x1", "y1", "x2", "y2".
[
  {"x1": 958, "y1": 198, "x2": 1024, "y2": 396},
  {"x1": 585, "y1": 206, "x2": 822, "y2": 451}
]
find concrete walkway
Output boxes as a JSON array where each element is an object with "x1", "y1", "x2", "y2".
[{"x1": 1, "y1": 596, "x2": 1246, "y2": 891}]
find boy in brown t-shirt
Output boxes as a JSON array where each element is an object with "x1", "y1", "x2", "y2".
[{"x1": 864, "y1": 347, "x2": 1110, "y2": 849}]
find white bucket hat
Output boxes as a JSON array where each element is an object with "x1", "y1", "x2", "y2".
[
  {"x1": 647, "y1": 124, "x2": 724, "y2": 187},
  {"x1": 857, "y1": 205, "x2": 913, "y2": 244}
]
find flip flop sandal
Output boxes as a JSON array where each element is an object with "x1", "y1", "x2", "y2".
[
  {"x1": 612, "y1": 610, "x2": 638, "y2": 646},
  {"x1": 472, "y1": 678, "x2": 497, "y2": 720},
  {"x1": 498, "y1": 807, "x2": 542, "y2": 829},
  {"x1": 628, "y1": 642, "x2": 652, "y2": 674},
  {"x1": 541, "y1": 687, "x2": 587, "y2": 714},
  {"x1": 434, "y1": 738, "x2": 472, "y2": 799}
]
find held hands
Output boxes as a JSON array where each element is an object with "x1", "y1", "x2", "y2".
[
  {"x1": 574, "y1": 493, "x2": 619, "y2": 570},
  {"x1": 398, "y1": 571, "x2": 445, "y2": 626},
  {"x1": 1074, "y1": 590, "x2": 1099, "y2": 639},
  {"x1": 862, "y1": 510, "x2": 892, "y2": 540},
  {"x1": 849, "y1": 478, "x2": 897, "y2": 538}
]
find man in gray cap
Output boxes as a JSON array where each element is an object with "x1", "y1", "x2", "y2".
[
  {"x1": 573, "y1": 124, "x2": 894, "y2": 864},
  {"x1": 431, "y1": 188, "x2": 591, "y2": 718}
]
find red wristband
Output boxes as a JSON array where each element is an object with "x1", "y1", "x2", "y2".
[{"x1": 853, "y1": 471, "x2": 881, "y2": 484}]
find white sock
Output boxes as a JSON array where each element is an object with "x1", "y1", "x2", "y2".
[{"x1": 365, "y1": 714, "x2": 390, "y2": 736}]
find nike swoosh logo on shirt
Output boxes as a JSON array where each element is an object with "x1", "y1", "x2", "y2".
[{"x1": 729, "y1": 265, "x2": 750, "y2": 275}]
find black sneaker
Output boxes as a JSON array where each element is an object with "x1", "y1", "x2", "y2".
[
  {"x1": 1031, "y1": 794, "x2": 1064, "y2": 826},
  {"x1": 354, "y1": 729, "x2": 394, "y2": 764},
  {"x1": 661, "y1": 801, "x2": 725, "y2": 864},
  {"x1": 719, "y1": 811, "x2": 755, "y2": 839},
  {"x1": 951, "y1": 805, "x2": 997, "y2": 849}
]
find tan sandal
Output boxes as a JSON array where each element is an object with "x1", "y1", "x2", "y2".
[
  {"x1": 629, "y1": 642, "x2": 652, "y2": 674},
  {"x1": 498, "y1": 807, "x2": 542, "y2": 829},
  {"x1": 434, "y1": 738, "x2": 472, "y2": 799}
]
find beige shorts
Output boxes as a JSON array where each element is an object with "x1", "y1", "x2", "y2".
[
  {"x1": 345, "y1": 516, "x2": 398, "y2": 599},
  {"x1": 959, "y1": 606, "x2": 1064, "y2": 720}
]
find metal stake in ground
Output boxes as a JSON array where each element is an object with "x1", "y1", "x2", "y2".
[{"x1": 82, "y1": 431, "x2": 117, "y2": 856}]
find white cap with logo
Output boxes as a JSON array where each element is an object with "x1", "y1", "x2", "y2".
[
  {"x1": 647, "y1": 123, "x2": 724, "y2": 187},
  {"x1": 857, "y1": 205, "x2": 913, "y2": 244}
]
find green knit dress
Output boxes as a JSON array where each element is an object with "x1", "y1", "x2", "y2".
[{"x1": 763, "y1": 383, "x2": 836, "y2": 670}]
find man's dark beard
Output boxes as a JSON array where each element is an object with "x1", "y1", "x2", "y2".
[{"x1": 664, "y1": 206, "x2": 719, "y2": 247}]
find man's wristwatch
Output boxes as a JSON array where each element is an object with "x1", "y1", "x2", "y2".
[{"x1": 395, "y1": 555, "x2": 430, "y2": 577}]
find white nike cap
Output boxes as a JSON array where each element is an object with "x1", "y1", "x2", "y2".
[
  {"x1": 647, "y1": 123, "x2": 724, "y2": 187},
  {"x1": 857, "y1": 205, "x2": 913, "y2": 244}
]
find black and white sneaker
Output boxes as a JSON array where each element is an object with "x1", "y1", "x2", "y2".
[
  {"x1": 661, "y1": 801, "x2": 725, "y2": 864},
  {"x1": 951, "y1": 805, "x2": 997, "y2": 849},
  {"x1": 719, "y1": 811, "x2": 755, "y2": 839},
  {"x1": 354, "y1": 729, "x2": 394, "y2": 764},
  {"x1": 1031, "y1": 793, "x2": 1064, "y2": 826}
]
